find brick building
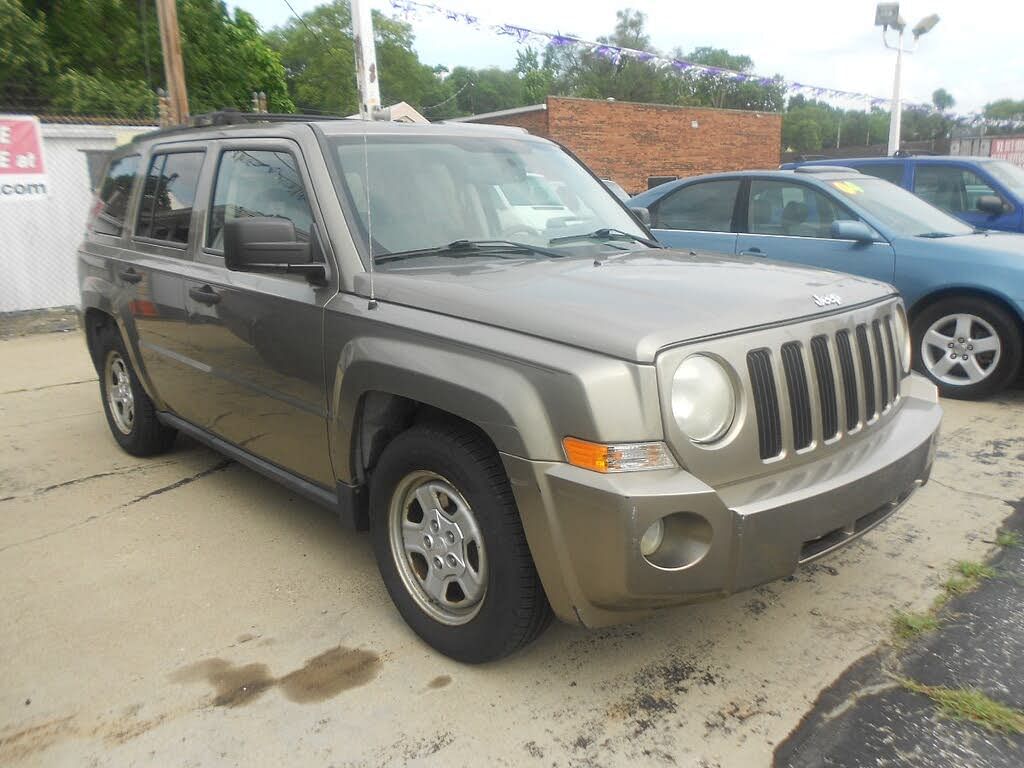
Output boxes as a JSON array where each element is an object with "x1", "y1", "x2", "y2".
[{"x1": 450, "y1": 96, "x2": 782, "y2": 196}]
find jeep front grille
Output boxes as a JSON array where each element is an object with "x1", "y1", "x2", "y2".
[{"x1": 747, "y1": 315, "x2": 901, "y2": 460}]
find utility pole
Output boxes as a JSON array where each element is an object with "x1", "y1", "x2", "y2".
[
  {"x1": 886, "y1": 28, "x2": 904, "y2": 156},
  {"x1": 156, "y1": 0, "x2": 189, "y2": 126},
  {"x1": 351, "y1": 0, "x2": 381, "y2": 120}
]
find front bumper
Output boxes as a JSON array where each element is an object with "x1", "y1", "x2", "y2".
[{"x1": 502, "y1": 376, "x2": 942, "y2": 628}]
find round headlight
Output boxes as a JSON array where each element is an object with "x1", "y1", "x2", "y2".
[
  {"x1": 893, "y1": 305, "x2": 911, "y2": 373},
  {"x1": 671, "y1": 355, "x2": 737, "y2": 443}
]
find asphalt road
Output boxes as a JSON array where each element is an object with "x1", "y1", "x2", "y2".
[{"x1": 1, "y1": 330, "x2": 1022, "y2": 767}]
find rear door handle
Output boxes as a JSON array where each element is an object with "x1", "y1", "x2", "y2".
[
  {"x1": 739, "y1": 247, "x2": 765, "y2": 257},
  {"x1": 118, "y1": 267, "x2": 142, "y2": 284},
  {"x1": 189, "y1": 285, "x2": 222, "y2": 305}
]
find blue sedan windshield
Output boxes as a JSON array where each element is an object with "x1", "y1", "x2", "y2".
[{"x1": 827, "y1": 176, "x2": 973, "y2": 237}]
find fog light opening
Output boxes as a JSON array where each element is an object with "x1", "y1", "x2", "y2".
[
  {"x1": 642, "y1": 512, "x2": 713, "y2": 570},
  {"x1": 640, "y1": 519, "x2": 665, "y2": 556}
]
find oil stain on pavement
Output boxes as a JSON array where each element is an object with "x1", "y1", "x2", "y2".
[{"x1": 170, "y1": 645, "x2": 381, "y2": 708}]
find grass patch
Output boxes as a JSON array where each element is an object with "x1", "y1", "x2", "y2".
[
  {"x1": 996, "y1": 530, "x2": 1023, "y2": 548},
  {"x1": 957, "y1": 561, "x2": 996, "y2": 580},
  {"x1": 892, "y1": 611, "x2": 939, "y2": 640},
  {"x1": 901, "y1": 679, "x2": 1024, "y2": 735}
]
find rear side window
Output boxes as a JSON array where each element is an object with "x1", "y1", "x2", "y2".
[
  {"x1": 135, "y1": 151, "x2": 204, "y2": 244},
  {"x1": 653, "y1": 179, "x2": 740, "y2": 232},
  {"x1": 857, "y1": 164, "x2": 904, "y2": 185},
  {"x1": 93, "y1": 155, "x2": 139, "y2": 236},
  {"x1": 207, "y1": 149, "x2": 313, "y2": 250}
]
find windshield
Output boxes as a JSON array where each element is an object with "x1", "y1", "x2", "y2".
[
  {"x1": 826, "y1": 176, "x2": 973, "y2": 237},
  {"x1": 984, "y1": 159, "x2": 1024, "y2": 195},
  {"x1": 328, "y1": 134, "x2": 648, "y2": 269}
]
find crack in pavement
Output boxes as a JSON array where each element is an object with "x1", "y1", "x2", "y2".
[
  {"x1": 0, "y1": 378, "x2": 97, "y2": 396},
  {"x1": 121, "y1": 460, "x2": 233, "y2": 508},
  {"x1": 929, "y1": 478, "x2": 1015, "y2": 503},
  {"x1": 1, "y1": 461, "x2": 179, "y2": 502},
  {"x1": 0, "y1": 460, "x2": 234, "y2": 553}
]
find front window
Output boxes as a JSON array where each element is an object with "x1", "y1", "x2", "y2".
[
  {"x1": 748, "y1": 179, "x2": 851, "y2": 238},
  {"x1": 827, "y1": 176, "x2": 973, "y2": 237},
  {"x1": 328, "y1": 134, "x2": 649, "y2": 268},
  {"x1": 207, "y1": 149, "x2": 313, "y2": 251},
  {"x1": 913, "y1": 164, "x2": 1000, "y2": 214},
  {"x1": 983, "y1": 160, "x2": 1024, "y2": 196}
]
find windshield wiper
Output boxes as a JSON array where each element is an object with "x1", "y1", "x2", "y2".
[
  {"x1": 917, "y1": 231, "x2": 956, "y2": 238},
  {"x1": 375, "y1": 239, "x2": 564, "y2": 264},
  {"x1": 548, "y1": 228, "x2": 663, "y2": 248}
]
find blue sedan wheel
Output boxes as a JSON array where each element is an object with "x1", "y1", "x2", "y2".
[{"x1": 912, "y1": 296, "x2": 1023, "y2": 400}]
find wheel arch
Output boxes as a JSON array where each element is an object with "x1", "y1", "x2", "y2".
[
  {"x1": 82, "y1": 307, "x2": 118, "y2": 372},
  {"x1": 331, "y1": 341, "x2": 561, "y2": 489},
  {"x1": 908, "y1": 286, "x2": 1024, "y2": 332}
]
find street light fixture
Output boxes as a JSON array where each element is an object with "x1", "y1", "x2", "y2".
[{"x1": 875, "y1": 3, "x2": 940, "y2": 155}]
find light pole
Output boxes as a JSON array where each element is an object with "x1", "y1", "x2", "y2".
[{"x1": 875, "y1": 4, "x2": 939, "y2": 156}]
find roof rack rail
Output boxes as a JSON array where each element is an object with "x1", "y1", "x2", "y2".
[
  {"x1": 793, "y1": 165, "x2": 860, "y2": 174},
  {"x1": 131, "y1": 109, "x2": 349, "y2": 143}
]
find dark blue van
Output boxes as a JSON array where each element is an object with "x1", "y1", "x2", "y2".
[{"x1": 781, "y1": 156, "x2": 1024, "y2": 233}]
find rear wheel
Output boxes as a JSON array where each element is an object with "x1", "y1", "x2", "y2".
[
  {"x1": 369, "y1": 421, "x2": 551, "y2": 663},
  {"x1": 912, "y1": 296, "x2": 1022, "y2": 399},
  {"x1": 96, "y1": 325, "x2": 177, "y2": 455}
]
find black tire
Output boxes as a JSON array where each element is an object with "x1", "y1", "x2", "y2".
[
  {"x1": 911, "y1": 295, "x2": 1022, "y2": 400},
  {"x1": 369, "y1": 421, "x2": 551, "y2": 663},
  {"x1": 95, "y1": 324, "x2": 177, "y2": 456}
]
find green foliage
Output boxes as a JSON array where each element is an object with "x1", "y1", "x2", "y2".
[
  {"x1": 891, "y1": 611, "x2": 939, "y2": 641},
  {"x1": 984, "y1": 99, "x2": 1024, "y2": 121},
  {"x1": 266, "y1": 1, "x2": 447, "y2": 116},
  {"x1": 49, "y1": 69, "x2": 155, "y2": 116},
  {"x1": 957, "y1": 560, "x2": 995, "y2": 580},
  {"x1": 932, "y1": 88, "x2": 955, "y2": 111},
  {"x1": 996, "y1": 530, "x2": 1022, "y2": 548},
  {"x1": 0, "y1": 0, "x2": 54, "y2": 96},
  {"x1": 179, "y1": 3, "x2": 293, "y2": 113},
  {"x1": 901, "y1": 679, "x2": 1024, "y2": 734},
  {"x1": 2, "y1": 0, "x2": 291, "y2": 117}
]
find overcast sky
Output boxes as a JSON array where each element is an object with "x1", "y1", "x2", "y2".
[{"x1": 230, "y1": 0, "x2": 1023, "y2": 114}]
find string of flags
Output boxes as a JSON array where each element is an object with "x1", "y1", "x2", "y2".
[{"x1": 388, "y1": 0, "x2": 1024, "y2": 130}]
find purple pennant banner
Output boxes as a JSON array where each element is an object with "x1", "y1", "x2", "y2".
[{"x1": 388, "y1": 0, "x2": 1023, "y2": 125}]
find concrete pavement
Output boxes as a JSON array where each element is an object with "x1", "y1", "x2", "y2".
[{"x1": 1, "y1": 330, "x2": 1022, "y2": 767}]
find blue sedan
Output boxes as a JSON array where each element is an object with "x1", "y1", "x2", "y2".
[{"x1": 631, "y1": 167, "x2": 1024, "y2": 399}]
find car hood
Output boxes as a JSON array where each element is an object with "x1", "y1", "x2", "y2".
[
  {"x1": 899, "y1": 230, "x2": 1024, "y2": 259},
  {"x1": 357, "y1": 249, "x2": 894, "y2": 362}
]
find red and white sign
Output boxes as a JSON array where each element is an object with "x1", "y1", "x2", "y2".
[
  {"x1": 991, "y1": 136, "x2": 1024, "y2": 168},
  {"x1": 0, "y1": 115, "x2": 48, "y2": 201}
]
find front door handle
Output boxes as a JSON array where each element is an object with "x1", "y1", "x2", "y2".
[
  {"x1": 118, "y1": 267, "x2": 142, "y2": 284},
  {"x1": 189, "y1": 285, "x2": 222, "y2": 305},
  {"x1": 739, "y1": 247, "x2": 765, "y2": 257}
]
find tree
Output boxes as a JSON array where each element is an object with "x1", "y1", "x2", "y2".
[
  {"x1": 983, "y1": 99, "x2": 1024, "y2": 121},
  {"x1": 265, "y1": 1, "x2": 448, "y2": 116},
  {"x1": 784, "y1": 114, "x2": 822, "y2": 153},
  {"x1": 2, "y1": 0, "x2": 291, "y2": 117},
  {"x1": 932, "y1": 88, "x2": 955, "y2": 111},
  {"x1": 0, "y1": 1, "x2": 54, "y2": 107},
  {"x1": 178, "y1": 3, "x2": 294, "y2": 113}
]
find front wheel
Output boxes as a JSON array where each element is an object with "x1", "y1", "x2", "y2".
[
  {"x1": 911, "y1": 296, "x2": 1022, "y2": 400},
  {"x1": 369, "y1": 422, "x2": 551, "y2": 663}
]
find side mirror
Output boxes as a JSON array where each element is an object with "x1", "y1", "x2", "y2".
[
  {"x1": 224, "y1": 217, "x2": 323, "y2": 281},
  {"x1": 976, "y1": 195, "x2": 1005, "y2": 216},
  {"x1": 629, "y1": 206, "x2": 652, "y2": 227},
  {"x1": 831, "y1": 220, "x2": 876, "y2": 243}
]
